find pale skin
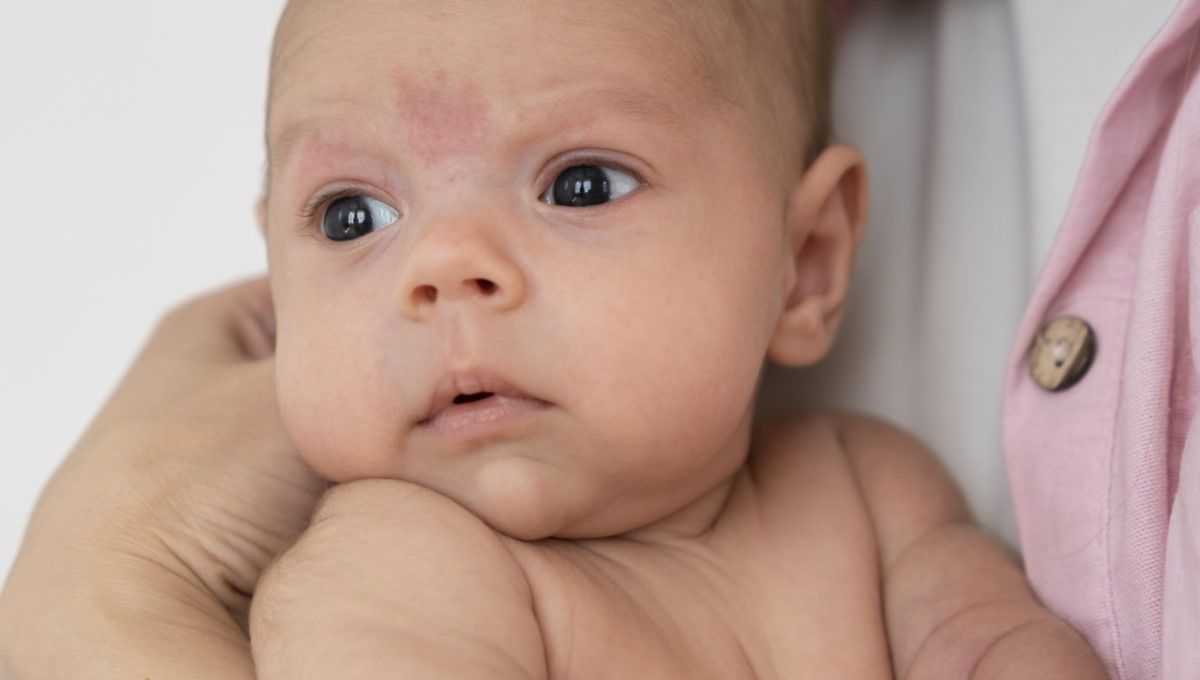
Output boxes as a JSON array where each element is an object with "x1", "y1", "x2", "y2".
[
  {"x1": 250, "y1": 0, "x2": 1107, "y2": 677},
  {"x1": 0, "y1": 2, "x2": 1107, "y2": 679}
]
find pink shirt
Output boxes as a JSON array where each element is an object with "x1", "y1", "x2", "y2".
[{"x1": 1003, "y1": 0, "x2": 1200, "y2": 676}]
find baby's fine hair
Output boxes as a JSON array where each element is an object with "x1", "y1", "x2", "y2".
[{"x1": 701, "y1": 0, "x2": 833, "y2": 167}]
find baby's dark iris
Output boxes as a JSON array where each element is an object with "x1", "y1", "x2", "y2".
[
  {"x1": 323, "y1": 196, "x2": 375, "y2": 241},
  {"x1": 552, "y1": 165, "x2": 612, "y2": 207}
]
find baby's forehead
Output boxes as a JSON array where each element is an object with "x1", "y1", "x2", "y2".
[
  {"x1": 267, "y1": 0, "x2": 747, "y2": 131},
  {"x1": 273, "y1": 0, "x2": 740, "y2": 65}
]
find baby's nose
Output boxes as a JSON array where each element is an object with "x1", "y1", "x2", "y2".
[{"x1": 396, "y1": 225, "x2": 526, "y2": 321}]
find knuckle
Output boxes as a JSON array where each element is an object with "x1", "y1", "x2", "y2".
[
  {"x1": 153, "y1": 278, "x2": 265, "y2": 334},
  {"x1": 149, "y1": 302, "x2": 189, "y2": 337},
  {"x1": 157, "y1": 289, "x2": 210, "y2": 326},
  {"x1": 146, "y1": 297, "x2": 208, "y2": 347}
]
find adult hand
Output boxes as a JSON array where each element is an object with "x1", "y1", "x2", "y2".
[{"x1": 0, "y1": 277, "x2": 326, "y2": 679}]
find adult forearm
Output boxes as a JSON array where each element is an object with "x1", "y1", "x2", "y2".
[
  {"x1": 0, "y1": 278, "x2": 323, "y2": 680},
  {"x1": 0, "y1": 560, "x2": 255, "y2": 680}
]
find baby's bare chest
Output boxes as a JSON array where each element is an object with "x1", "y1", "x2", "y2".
[{"x1": 504, "y1": 467, "x2": 894, "y2": 679}]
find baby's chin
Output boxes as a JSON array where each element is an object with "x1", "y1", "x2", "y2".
[
  {"x1": 449, "y1": 456, "x2": 658, "y2": 541},
  {"x1": 456, "y1": 456, "x2": 582, "y2": 540},
  {"x1": 314, "y1": 450, "x2": 672, "y2": 541},
  {"x1": 455, "y1": 457, "x2": 721, "y2": 541}
]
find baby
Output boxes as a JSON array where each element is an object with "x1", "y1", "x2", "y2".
[{"x1": 249, "y1": 0, "x2": 1106, "y2": 677}]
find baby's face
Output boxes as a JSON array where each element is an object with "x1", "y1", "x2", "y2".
[{"x1": 263, "y1": 0, "x2": 797, "y2": 539}]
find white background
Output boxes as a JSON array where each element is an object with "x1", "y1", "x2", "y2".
[{"x1": 1, "y1": 0, "x2": 285, "y2": 582}]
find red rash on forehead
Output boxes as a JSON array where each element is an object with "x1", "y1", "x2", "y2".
[{"x1": 397, "y1": 69, "x2": 494, "y2": 167}]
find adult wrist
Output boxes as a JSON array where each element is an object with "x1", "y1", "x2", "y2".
[{"x1": 1, "y1": 551, "x2": 254, "y2": 680}]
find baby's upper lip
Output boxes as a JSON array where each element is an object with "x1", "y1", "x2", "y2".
[{"x1": 418, "y1": 368, "x2": 546, "y2": 424}]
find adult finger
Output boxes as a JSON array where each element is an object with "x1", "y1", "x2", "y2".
[{"x1": 144, "y1": 275, "x2": 277, "y2": 366}]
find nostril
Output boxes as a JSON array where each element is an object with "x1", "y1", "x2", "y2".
[
  {"x1": 415, "y1": 285, "x2": 437, "y2": 303},
  {"x1": 409, "y1": 279, "x2": 499, "y2": 308}
]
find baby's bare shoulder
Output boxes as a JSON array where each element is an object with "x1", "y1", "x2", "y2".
[
  {"x1": 748, "y1": 412, "x2": 963, "y2": 539},
  {"x1": 745, "y1": 412, "x2": 869, "y2": 525},
  {"x1": 829, "y1": 412, "x2": 971, "y2": 567},
  {"x1": 750, "y1": 411, "x2": 970, "y2": 566},
  {"x1": 708, "y1": 414, "x2": 895, "y2": 676}
]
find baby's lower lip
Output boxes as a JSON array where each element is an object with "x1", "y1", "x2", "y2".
[{"x1": 419, "y1": 394, "x2": 551, "y2": 443}]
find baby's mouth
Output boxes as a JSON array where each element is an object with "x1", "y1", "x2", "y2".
[
  {"x1": 453, "y1": 391, "x2": 494, "y2": 405},
  {"x1": 417, "y1": 368, "x2": 550, "y2": 429},
  {"x1": 417, "y1": 390, "x2": 551, "y2": 440}
]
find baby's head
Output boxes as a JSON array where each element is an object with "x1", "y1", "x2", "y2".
[{"x1": 259, "y1": 0, "x2": 866, "y2": 540}]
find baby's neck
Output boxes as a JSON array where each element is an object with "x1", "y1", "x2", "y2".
[
  {"x1": 617, "y1": 466, "x2": 747, "y2": 544},
  {"x1": 613, "y1": 407, "x2": 758, "y2": 544}
]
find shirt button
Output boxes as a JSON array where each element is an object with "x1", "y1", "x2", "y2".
[{"x1": 1028, "y1": 316, "x2": 1097, "y2": 392}]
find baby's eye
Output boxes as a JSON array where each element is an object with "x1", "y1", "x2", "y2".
[
  {"x1": 321, "y1": 195, "x2": 400, "y2": 242},
  {"x1": 541, "y1": 164, "x2": 639, "y2": 207}
]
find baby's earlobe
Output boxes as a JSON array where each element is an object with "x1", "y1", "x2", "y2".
[{"x1": 766, "y1": 298, "x2": 834, "y2": 367}]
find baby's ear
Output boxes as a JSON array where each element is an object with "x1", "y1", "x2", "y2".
[
  {"x1": 255, "y1": 194, "x2": 268, "y2": 240},
  {"x1": 767, "y1": 144, "x2": 868, "y2": 367}
]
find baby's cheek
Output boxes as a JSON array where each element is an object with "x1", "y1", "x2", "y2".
[{"x1": 275, "y1": 325, "x2": 403, "y2": 482}]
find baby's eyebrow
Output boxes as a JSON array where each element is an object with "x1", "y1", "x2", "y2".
[
  {"x1": 573, "y1": 87, "x2": 689, "y2": 131},
  {"x1": 269, "y1": 118, "x2": 332, "y2": 170}
]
